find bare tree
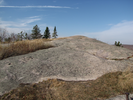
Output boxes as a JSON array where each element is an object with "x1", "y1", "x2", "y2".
[
  {"x1": 0, "y1": 27, "x2": 7, "y2": 42},
  {"x1": 10, "y1": 33, "x2": 18, "y2": 42},
  {"x1": 5, "y1": 37, "x2": 11, "y2": 43},
  {"x1": 24, "y1": 30, "x2": 32, "y2": 40}
]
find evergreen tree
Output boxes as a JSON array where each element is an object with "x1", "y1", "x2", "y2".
[
  {"x1": 17, "y1": 31, "x2": 24, "y2": 41},
  {"x1": 52, "y1": 26, "x2": 58, "y2": 38},
  {"x1": 31, "y1": 25, "x2": 42, "y2": 39},
  {"x1": 24, "y1": 33, "x2": 28, "y2": 40},
  {"x1": 43, "y1": 27, "x2": 51, "y2": 39}
]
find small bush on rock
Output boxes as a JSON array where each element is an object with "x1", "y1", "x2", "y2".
[{"x1": 114, "y1": 41, "x2": 123, "y2": 47}]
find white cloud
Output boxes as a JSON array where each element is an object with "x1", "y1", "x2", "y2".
[
  {"x1": 85, "y1": 20, "x2": 133, "y2": 44},
  {"x1": 53, "y1": 1, "x2": 56, "y2": 3},
  {"x1": 0, "y1": 16, "x2": 54, "y2": 35},
  {"x1": 0, "y1": 0, "x2": 3, "y2": 4},
  {"x1": 0, "y1": 5, "x2": 71, "y2": 9},
  {"x1": 108, "y1": 24, "x2": 113, "y2": 26},
  {"x1": 19, "y1": 16, "x2": 41, "y2": 26},
  {"x1": 0, "y1": 0, "x2": 4, "y2": 5},
  {"x1": 0, "y1": 16, "x2": 42, "y2": 33},
  {"x1": 29, "y1": 16, "x2": 40, "y2": 19}
]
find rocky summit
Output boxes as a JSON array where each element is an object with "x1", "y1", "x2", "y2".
[{"x1": 0, "y1": 35, "x2": 133, "y2": 96}]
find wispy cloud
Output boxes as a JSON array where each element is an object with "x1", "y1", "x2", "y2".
[
  {"x1": 0, "y1": 16, "x2": 54, "y2": 34},
  {"x1": 85, "y1": 20, "x2": 133, "y2": 44},
  {"x1": 0, "y1": 5, "x2": 71, "y2": 8},
  {"x1": 0, "y1": 0, "x2": 4, "y2": 5},
  {"x1": 0, "y1": 16, "x2": 41, "y2": 27},
  {"x1": 53, "y1": 1, "x2": 57, "y2": 3},
  {"x1": 0, "y1": 16, "x2": 42, "y2": 33},
  {"x1": 19, "y1": 16, "x2": 41, "y2": 26},
  {"x1": 108, "y1": 24, "x2": 113, "y2": 26}
]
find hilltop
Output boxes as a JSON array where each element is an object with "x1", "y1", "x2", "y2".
[{"x1": 0, "y1": 36, "x2": 133, "y2": 100}]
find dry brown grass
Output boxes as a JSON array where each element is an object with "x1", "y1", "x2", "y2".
[
  {"x1": 0, "y1": 39, "x2": 54, "y2": 60},
  {"x1": 0, "y1": 43, "x2": 2, "y2": 51},
  {"x1": 1, "y1": 71, "x2": 133, "y2": 100},
  {"x1": 118, "y1": 71, "x2": 133, "y2": 92}
]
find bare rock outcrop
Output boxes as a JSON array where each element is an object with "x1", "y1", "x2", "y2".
[{"x1": 0, "y1": 35, "x2": 133, "y2": 95}]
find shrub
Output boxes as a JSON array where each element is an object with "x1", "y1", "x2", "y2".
[{"x1": 114, "y1": 41, "x2": 123, "y2": 47}]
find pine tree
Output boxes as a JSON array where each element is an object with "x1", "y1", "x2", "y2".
[
  {"x1": 31, "y1": 25, "x2": 42, "y2": 39},
  {"x1": 17, "y1": 31, "x2": 24, "y2": 41},
  {"x1": 43, "y1": 27, "x2": 51, "y2": 39},
  {"x1": 52, "y1": 26, "x2": 58, "y2": 38},
  {"x1": 24, "y1": 33, "x2": 28, "y2": 40}
]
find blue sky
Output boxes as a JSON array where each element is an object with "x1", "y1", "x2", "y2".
[{"x1": 0, "y1": 0, "x2": 133, "y2": 44}]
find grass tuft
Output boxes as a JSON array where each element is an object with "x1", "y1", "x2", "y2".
[
  {"x1": 0, "y1": 39, "x2": 54, "y2": 60},
  {"x1": 118, "y1": 71, "x2": 133, "y2": 92},
  {"x1": 1, "y1": 71, "x2": 133, "y2": 100}
]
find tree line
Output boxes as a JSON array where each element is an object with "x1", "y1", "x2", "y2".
[{"x1": 0, "y1": 25, "x2": 58, "y2": 43}]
